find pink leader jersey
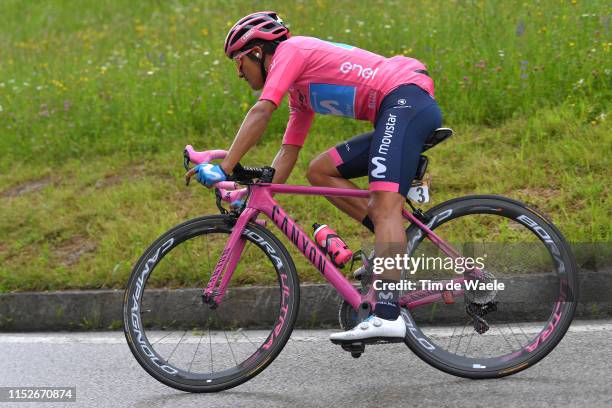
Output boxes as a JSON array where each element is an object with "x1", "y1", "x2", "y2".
[{"x1": 259, "y1": 36, "x2": 434, "y2": 146}]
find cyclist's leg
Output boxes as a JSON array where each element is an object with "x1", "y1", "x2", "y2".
[
  {"x1": 368, "y1": 86, "x2": 442, "y2": 321},
  {"x1": 307, "y1": 132, "x2": 373, "y2": 230},
  {"x1": 331, "y1": 85, "x2": 442, "y2": 341},
  {"x1": 370, "y1": 86, "x2": 442, "y2": 320}
]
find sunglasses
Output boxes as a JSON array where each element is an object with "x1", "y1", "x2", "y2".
[{"x1": 233, "y1": 47, "x2": 256, "y2": 74}]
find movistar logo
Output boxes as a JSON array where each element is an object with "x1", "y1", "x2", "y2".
[
  {"x1": 378, "y1": 113, "x2": 396, "y2": 155},
  {"x1": 378, "y1": 292, "x2": 393, "y2": 300},
  {"x1": 371, "y1": 157, "x2": 387, "y2": 178},
  {"x1": 201, "y1": 164, "x2": 223, "y2": 180}
]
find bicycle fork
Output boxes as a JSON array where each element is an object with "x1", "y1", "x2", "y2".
[{"x1": 202, "y1": 208, "x2": 259, "y2": 308}]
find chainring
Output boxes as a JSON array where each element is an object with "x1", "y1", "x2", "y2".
[{"x1": 338, "y1": 299, "x2": 359, "y2": 330}]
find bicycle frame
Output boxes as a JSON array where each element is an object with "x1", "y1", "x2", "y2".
[{"x1": 205, "y1": 182, "x2": 481, "y2": 312}]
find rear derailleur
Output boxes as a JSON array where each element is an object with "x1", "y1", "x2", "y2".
[{"x1": 465, "y1": 301, "x2": 497, "y2": 334}]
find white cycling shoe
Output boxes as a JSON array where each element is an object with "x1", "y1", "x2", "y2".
[{"x1": 330, "y1": 315, "x2": 406, "y2": 343}]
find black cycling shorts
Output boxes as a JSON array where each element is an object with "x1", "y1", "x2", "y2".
[{"x1": 327, "y1": 84, "x2": 442, "y2": 196}]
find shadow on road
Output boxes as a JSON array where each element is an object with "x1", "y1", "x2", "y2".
[{"x1": 131, "y1": 389, "x2": 301, "y2": 407}]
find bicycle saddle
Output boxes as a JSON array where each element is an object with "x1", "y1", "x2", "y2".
[
  {"x1": 422, "y1": 127, "x2": 453, "y2": 152},
  {"x1": 411, "y1": 128, "x2": 454, "y2": 182}
]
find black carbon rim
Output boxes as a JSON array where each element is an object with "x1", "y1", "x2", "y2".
[
  {"x1": 123, "y1": 215, "x2": 300, "y2": 392},
  {"x1": 402, "y1": 195, "x2": 577, "y2": 378}
]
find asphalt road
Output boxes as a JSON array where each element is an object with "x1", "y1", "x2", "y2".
[{"x1": 1, "y1": 320, "x2": 611, "y2": 408}]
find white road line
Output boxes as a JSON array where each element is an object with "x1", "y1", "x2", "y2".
[{"x1": 0, "y1": 321, "x2": 609, "y2": 344}]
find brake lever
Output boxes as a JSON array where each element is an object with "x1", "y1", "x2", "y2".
[
  {"x1": 183, "y1": 149, "x2": 192, "y2": 186},
  {"x1": 215, "y1": 188, "x2": 228, "y2": 214},
  {"x1": 183, "y1": 149, "x2": 191, "y2": 171}
]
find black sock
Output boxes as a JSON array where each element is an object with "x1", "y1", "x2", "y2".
[
  {"x1": 375, "y1": 301, "x2": 400, "y2": 320},
  {"x1": 361, "y1": 215, "x2": 375, "y2": 233},
  {"x1": 374, "y1": 279, "x2": 400, "y2": 320}
]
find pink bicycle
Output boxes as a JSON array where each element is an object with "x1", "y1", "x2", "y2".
[{"x1": 123, "y1": 128, "x2": 578, "y2": 392}]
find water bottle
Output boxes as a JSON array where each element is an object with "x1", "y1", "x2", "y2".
[{"x1": 312, "y1": 223, "x2": 353, "y2": 267}]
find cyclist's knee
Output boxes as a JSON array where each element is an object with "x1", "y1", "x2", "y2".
[
  {"x1": 306, "y1": 156, "x2": 322, "y2": 185},
  {"x1": 307, "y1": 152, "x2": 337, "y2": 185},
  {"x1": 368, "y1": 191, "x2": 404, "y2": 225}
]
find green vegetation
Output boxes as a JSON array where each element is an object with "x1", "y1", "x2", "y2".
[{"x1": 0, "y1": 0, "x2": 610, "y2": 292}]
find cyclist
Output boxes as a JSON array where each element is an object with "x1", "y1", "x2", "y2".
[{"x1": 191, "y1": 11, "x2": 442, "y2": 343}]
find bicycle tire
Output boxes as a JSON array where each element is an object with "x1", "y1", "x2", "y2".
[
  {"x1": 123, "y1": 215, "x2": 300, "y2": 392},
  {"x1": 401, "y1": 195, "x2": 578, "y2": 379}
]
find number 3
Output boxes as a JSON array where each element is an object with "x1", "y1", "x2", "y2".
[{"x1": 417, "y1": 187, "x2": 425, "y2": 203}]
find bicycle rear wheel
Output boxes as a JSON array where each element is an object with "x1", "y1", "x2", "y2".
[
  {"x1": 401, "y1": 195, "x2": 578, "y2": 378},
  {"x1": 123, "y1": 215, "x2": 300, "y2": 392}
]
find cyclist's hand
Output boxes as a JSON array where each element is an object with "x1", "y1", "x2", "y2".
[
  {"x1": 186, "y1": 163, "x2": 227, "y2": 187},
  {"x1": 230, "y1": 199, "x2": 244, "y2": 210}
]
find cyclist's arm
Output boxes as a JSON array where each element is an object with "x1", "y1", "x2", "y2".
[
  {"x1": 221, "y1": 42, "x2": 306, "y2": 176},
  {"x1": 271, "y1": 144, "x2": 300, "y2": 183},
  {"x1": 271, "y1": 96, "x2": 314, "y2": 183},
  {"x1": 220, "y1": 100, "x2": 277, "y2": 174}
]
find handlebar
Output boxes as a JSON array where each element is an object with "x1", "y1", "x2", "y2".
[
  {"x1": 183, "y1": 145, "x2": 275, "y2": 204},
  {"x1": 184, "y1": 145, "x2": 228, "y2": 164}
]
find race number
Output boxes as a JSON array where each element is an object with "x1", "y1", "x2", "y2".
[{"x1": 407, "y1": 182, "x2": 429, "y2": 204}]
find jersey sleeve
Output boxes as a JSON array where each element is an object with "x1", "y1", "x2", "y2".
[
  {"x1": 259, "y1": 43, "x2": 307, "y2": 106},
  {"x1": 282, "y1": 99, "x2": 315, "y2": 147}
]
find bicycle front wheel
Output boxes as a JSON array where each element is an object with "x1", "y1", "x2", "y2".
[
  {"x1": 401, "y1": 195, "x2": 578, "y2": 379},
  {"x1": 123, "y1": 215, "x2": 300, "y2": 392}
]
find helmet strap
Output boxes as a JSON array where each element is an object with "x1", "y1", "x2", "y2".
[
  {"x1": 247, "y1": 46, "x2": 268, "y2": 83},
  {"x1": 259, "y1": 56, "x2": 267, "y2": 83}
]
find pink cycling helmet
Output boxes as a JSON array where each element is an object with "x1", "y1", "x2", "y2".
[{"x1": 224, "y1": 11, "x2": 290, "y2": 58}]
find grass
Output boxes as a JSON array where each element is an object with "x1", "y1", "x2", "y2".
[{"x1": 0, "y1": 0, "x2": 610, "y2": 292}]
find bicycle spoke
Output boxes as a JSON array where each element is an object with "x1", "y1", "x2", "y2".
[
  {"x1": 391, "y1": 197, "x2": 575, "y2": 378},
  {"x1": 164, "y1": 300, "x2": 202, "y2": 314},
  {"x1": 454, "y1": 320, "x2": 470, "y2": 355},
  {"x1": 463, "y1": 331, "x2": 476, "y2": 357},
  {"x1": 237, "y1": 328, "x2": 257, "y2": 347},
  {"x1": 505, "y1": 322, "x2": 525, "y2": 349},
  {"x1": 235, "y1": 328, "x2": 259, "y2": 357},
  {"x1": 124, "y1": 217, "x2": 298, "y2": 390},
  {"x1": 205, "y1": 234, "x2": 210, "y2": 274},
  {"x1": 496, "y1": 325, "x2": 517, "y2": 353},
  {"x1": 223, "y1": 330, "x2": 238, "y2": 366},
  {"x1": 166, "y1": 330, "x2": 187, "y2": 363},
  {"x1": 516, "y1": 322, "x2": 532, "y2": 343},
  {"x1": 448, "y1": 324, "x2": 459, "y2": 350},
  {"x1": 188, "y1": 331, "x2": 205, "y2": 372},
  {"x1": 184, "y1": 243, "x2": 204, "y2": 287},
  {"x1": 151, "y1": 330, "x2": 177, "y2": 345},
  {"x1": 208, "y1": 326, "x2": 213, "y2": 374}
]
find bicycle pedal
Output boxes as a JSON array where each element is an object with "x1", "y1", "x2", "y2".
[
  {"x1": 333, "y1": 337, "x2": 404, "y2": 348},
  {"x1": 335, "y1": 340, "x2": 366, "y2": 356},
  {"x1": 360, "y1": 337, "x2": 405, "y2": 346},
  {"x1": 372, "y1": 338, "x2": 405, "y2": 345}
]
